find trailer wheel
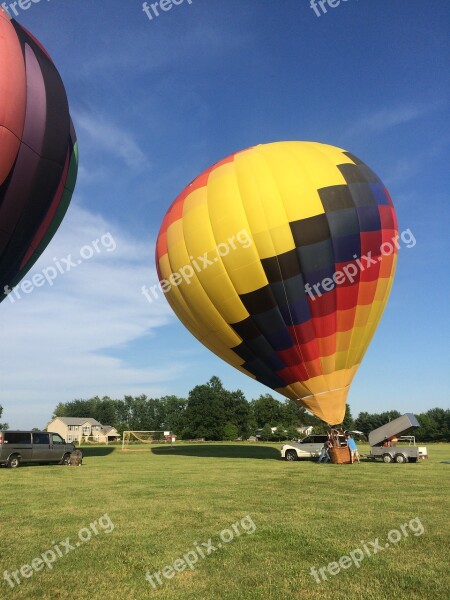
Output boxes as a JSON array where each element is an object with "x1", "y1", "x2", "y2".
[
  {"x1": 395, "y1": 454, "x2": 408, "y2": 464},
  {"x1": 383, "y1": 454, "x2": 393, "y2": 463}
]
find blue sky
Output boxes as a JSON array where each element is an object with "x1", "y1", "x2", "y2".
[{"x1": 1, "y1": 0, "x2": 449, "y2": 428}]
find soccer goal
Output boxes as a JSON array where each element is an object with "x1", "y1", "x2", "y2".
[{"x1": 121, "y1": 431, "x2": 175, "y2": 450}]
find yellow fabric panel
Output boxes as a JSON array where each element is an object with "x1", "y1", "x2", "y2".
[
  {"x1": 157, "y1": 252, "x2": 170, "y2": 277},
  {"x1": 353, "y1": 303, "x2": 373, "y2": 327},
  {"x1": 308, "y1": 142, "x2": 354, "y2": 165},
  {"x1": 301, "y1": 374, "x2": 330, "y2": 395},
  {"x1": 176, "y1": 280, "x2": 242, "y2": 348},
  {"x1": 234, "y1": 148, "x2": 289, "y2": 230},
  {"x1": 224, "y1": 259, "x2": 266, "y2": 294},
  {"x1": 163, "y1": 217, "x2": 245, "y2": 349},
  {"x1": 201, "y1": 333, "x2": 245, "y2": 367},
  {"x1": 287, "y1": 142, "x2": 348, "y2": 190},
  {"x1": 347, "y1": 324, "x2": 373, "y2": 364},
  {"x1": 335, "y1": 349, "x2": 351, "y2": 370},
  {"x1": 252, "y1": 230, "x2": 280, "y2": 260},
  {"x1": 182, "y1": 202, "x2": 218, "y2": 256},
  {"x1": 207, "y1": 162, "x2": 269, "y2": 294},
  {"x1": 166, "y1": 218, "x2": 185, "y2": 249},
  {"x1": 258, "y1": 142, "x2": 328, "y2": 222},
  {"x1": 320, "y1": 354, "x2": 336, "y2": 375},
  {"x1": 301, "y1": 387, "x2": 349, "y2": 425},
  {"x1": 182, "y1": 210, "x2": 250, "y2": 323},
  {"x1": 374, "y1": 273, "x2": 395, "y2": 302},
  {"x1": 336, "y1": 329, "x2": 353, "y2": 353},
  {"x1": 213, "y1": 291, "x2": 249, "y2": 324},
  {"x1": 328, "y1": 367, "x2": 357, "y2": 389},
  {"x1": 256, "y1": 142, "x2": 325, "y2": 223},
  {"x1": 269, "y1": 223, "x2": 296, "y2": 256},
  {"x1": 182, "y1": 186, "x2": 208, "y2": 217},
  {"x1": 278, "y1": 382, "x2": 311, "y2": 399}
]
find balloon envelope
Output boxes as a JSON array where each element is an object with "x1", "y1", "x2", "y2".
[
  {"x1": 155, "y1": 141, "x2": 397, "y2": 424},
  {"x1": 0, "y1": 10, "x2": 78, "y2": 301}
]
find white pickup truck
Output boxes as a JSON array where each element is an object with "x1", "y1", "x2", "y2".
[{"x1": 368, "y1": 413, "x2": 428, "y2": 464}]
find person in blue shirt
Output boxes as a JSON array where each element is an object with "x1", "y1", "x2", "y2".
[{"x1": 345, "y1": 434, "x2": 360, "y2": 464}]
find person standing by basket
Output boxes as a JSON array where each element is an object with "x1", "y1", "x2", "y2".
[{"x1": 345, "y1": 434, "x2": 360, "y2": 464}]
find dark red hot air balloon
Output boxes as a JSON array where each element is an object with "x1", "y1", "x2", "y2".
[{"x1": 0, "y1": 9, "x2": 78, "y2": 302}]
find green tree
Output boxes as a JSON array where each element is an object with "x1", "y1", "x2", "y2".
[
  {"x1": 223, "y1": 389, "x2": 250, "y2": 437},
  {"x1": 183, "y1": 377, "x2": 227, "y2": 440},
  {"x1": 342, "y1": 404, "x2": 354, "y2": 430},
  {"x1": 260, "y1": 423, "x2": 273, "y2": 441},
  {"x1": 158, "y1": 395, "x2": 187, "y2": 436},
  {"x1": 251, "y1": 395, "x2": 283, "y2": 428},
  {"x1": 223, "y1": 422, "x2": 239, "y2": 441},
  {"x1": 282, "y1": 400, "x2": 309, "y2": 428},
  {"x1": 0, "y1": 404, "x2": 8, "y2": 429},
  {"x1": 273, "y1": 422, "x2": 287, "y2": 441},
  {"x1": 286, "y1": 425, "x2": 299, "y2": 440}
]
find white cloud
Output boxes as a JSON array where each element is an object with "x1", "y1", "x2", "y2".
[
  {"x1": 0, "y1": 203, "x2": 181, "y2": 428},
  {"x1": 345, "y1": 100, "x2": 443, "y2": 139},
  {"x1": 74, "y1": 112, "x2": 150, "y2": 170}
]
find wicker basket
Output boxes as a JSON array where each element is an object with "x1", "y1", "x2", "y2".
[{"x1": 329, "y1": 446, "x2": 352, "y2": 464}]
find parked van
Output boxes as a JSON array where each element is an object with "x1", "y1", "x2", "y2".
[{"x1": 0, "y1": 431, "x2": 77, "y2": 468}]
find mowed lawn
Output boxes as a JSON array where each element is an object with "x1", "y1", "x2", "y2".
[{"x1": 0, "y1": 443, "x2": 449, "y2": 600}]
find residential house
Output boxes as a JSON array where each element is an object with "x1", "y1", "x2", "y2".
[{"x1": 46, "y1": 417, "x2": 120, "y2": 444}]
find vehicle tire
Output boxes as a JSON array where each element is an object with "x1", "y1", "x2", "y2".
[
  {"x1": 395, "y1": 454, "x2": 408, "y2": 464},
  {"x1": 7, "y1": 455, "x2": 20, "y2": 469},
  {"x1": 61, "y1": 453, "x2": 71, "y2": 466},
  {"x1": 409, "y1": 457, "x2": 418, "y2": 463},
  {"x1": 285, "y1": 450, "x2": 298, "y2": 462},
  {"x1": 383, "y1": 454, "x2": 393, "y2": 463}
]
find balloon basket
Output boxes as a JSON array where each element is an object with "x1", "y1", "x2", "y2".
[{"x1": 329, "y1": 446, "x2": 352, "y2": 464}]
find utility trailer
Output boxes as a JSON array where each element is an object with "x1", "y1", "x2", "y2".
[{"x1": 368, "y1": 413, "x2": 428, "y2": 464}]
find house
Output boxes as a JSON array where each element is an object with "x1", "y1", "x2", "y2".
[
  {"x1": 46, "y1": 417, "x2": 120, "y2": 444},
  {"x1": 297, "y1": 426, "x2": 313, "y2": 436}
]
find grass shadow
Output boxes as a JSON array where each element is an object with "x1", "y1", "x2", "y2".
[
  {"x1": 79, "y1": 447, "x2": 116, "y2": 457},
  {"x1": 151, "y1": 444, "x2": 281, "y2": 460}
]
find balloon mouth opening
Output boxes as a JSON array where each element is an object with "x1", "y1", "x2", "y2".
[{"x1": 296, "y1": 386, "x2": 350, "y2": 426}]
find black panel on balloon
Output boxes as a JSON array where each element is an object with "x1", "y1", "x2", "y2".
[
  {"x1": 319, "y1": 185, "x2": 354, "y2": 212},
  {"x1": 342, "y1": 151, "x2": 363, "y2": 165},
  {"x1": 326, "y1": 208, "x2": 360, "y2": 238},
  {"x1": 296, "y1": 240, "x2": 334, "y2": 274},
  {"x1": 261, "y1": 249, "x2": 302, "y2": 283},
  {"x1": 239, "y1": 285, "x2": 277, "y2": 314},
  {"x1": 290, "y1": 213, "x2": 330, "y2": 247},
  {"x1": 231, "y1": 317, "x2": 260, "y2": 341},
  {"x1": 356, "y1": 205, "x2": 382, "y2": 232},
  {"x1": 348, "y1": 182, "x2": 377, "y2": 207}
]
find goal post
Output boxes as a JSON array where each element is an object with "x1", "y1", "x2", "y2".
[{"x1": 121, "y1": 430, "x2": 175, "y2": 450}]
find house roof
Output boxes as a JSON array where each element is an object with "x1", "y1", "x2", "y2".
[
  {"x1": 101, "y1": 426, "x2": 118, "y2": 435},
  {"x1": 52, "y1": 417, "x2": 102, "y2": 426}
]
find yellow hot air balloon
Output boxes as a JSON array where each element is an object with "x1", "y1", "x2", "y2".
[{"x1": 156, "y1": 142, "x2": 398, "y2": 425}]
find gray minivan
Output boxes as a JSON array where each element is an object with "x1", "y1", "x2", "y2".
[{"x1": 0, "y1": 431, "x2": 77, "y2": 468}]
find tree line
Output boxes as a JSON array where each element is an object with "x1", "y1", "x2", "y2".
[{"x1": 50, "y1": 377, "x2": 450, "y2": 442}]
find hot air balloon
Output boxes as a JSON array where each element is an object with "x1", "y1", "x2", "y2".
[
  {"x1": 0, "y1": 9, "x2": 78, "y2": 302},
  {"x1": 155, "y1": 142, "x2": 397, "y2": 425}
]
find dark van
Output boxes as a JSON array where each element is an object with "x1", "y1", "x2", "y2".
[{"x1": 0, "y1": 431, "x2": 77, "y2": 468}]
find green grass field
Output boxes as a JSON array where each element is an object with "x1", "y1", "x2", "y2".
[{"x1": 1, "y1": 443, "x2": 449, "y2": 600}]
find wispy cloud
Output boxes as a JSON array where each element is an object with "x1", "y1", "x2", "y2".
[
  {"x1": 344, "y1": 100, "x2": 444, "y2": 139},
  {"x1": 0, "y1": 204, "x2": 181, "y2": 428},
  {"x1": 75, "y1": 112, "x2": 150, "y2": 170}
]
